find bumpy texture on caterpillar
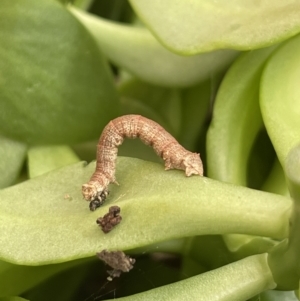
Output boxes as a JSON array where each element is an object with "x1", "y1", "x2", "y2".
[{"x1": 82, "y1": 115, "x2": 203, "y2": 208}]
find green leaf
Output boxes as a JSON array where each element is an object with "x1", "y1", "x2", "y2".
[
  {"x1": 267, "y1": 145, "x2": 300, "y2": 290},
  {"x1": 0, "y1": 257, "x2": 91, "y2": 298},
  {"x1": 104, "y1": 254, "x2": 276, "y2": 301},
  {"x1": 119, "y1": 78, "x2": 180, "y2": 135},
  {"x1": 71, "y1": 0, "x2": 94, "y2": 10},
  {"x1": 206, "y1": 46, "x2": 280, "y2": 259},
  {"x1": 0, "y1": 136, "x2": 27, "y2": 188},
  {"x1": 179, "y1": 80, "x2": 211, "y2": 150},
  {"x1": 258, "y1": 290, "x2": 298, "y2": 301},
  {"x1": 0, "y1": 158, "x2": 291, "y2": 265},
  {"x1": 28, "y1": 145, "x2": 80, "y2": 178},
  {"x1": 129, "y1": 0, "x2": 300, "y2": 54},
  {"x1": 182, "y1": 235, "x2": 233, "y2": 272},
  {"x1": 0, "y1": 297, "x2": 29, "y2": 301},
  {"x1": 223, "y1": 234, "x2": 279, "y2": 261},
  {"x1": 120, "y1": 97, "x2": 169, "y2": 131},
  {"x1": 260, "y1": 34, "x2": 300, "y2": 167},
  {"x1": 0, "y1": 0, "x2": 119, "y2": 145},
  {"x1": 69, "y1": 7, "x2": 239, "y2": 87},
  {"x1": 285, "y1": 144, "x2": 300, "y2": 200},
  {"x1": 262, "y1": 159, "x2": 289, "y2": 196},
  {"x1": 207, "y1": 46, "x2": 277, "y2": 185},
  {"x1": 23, "y1": 257, "x2": 95, "y2": 301}
]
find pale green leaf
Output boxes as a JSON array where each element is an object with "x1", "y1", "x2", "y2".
[
  {"x1": 129, "y1": 0, "x2": 300, "y2": 54},
  {"x1": 0, "y1": 0, "x2": 119, "y2": 144},
  {"x1": 0, "y1": 297, "x2": 29, "y2": 301},
  {"x1": 28, "y1": 145, "x2": 80, "y2": 178},
  {"x1": 105, "y1": 254, "x2": 276, "y2": 301},
  {"x1": 206, "y1": 46, "x2": 280, "y2": 259},
  {"x1": 0, "y1": 158, "x2": 291, "y2": 265},
  {"x1": 0, "y1": 136, "x2": 27, "y2": 188},
  {"x1": 179, "y1": 80, "x2": 211, "y2": 150},
  {"x1": 262, "y1": 159, "x2": 289, "y2": 196},
  {"x1": 267, "y1": 145, "x2": 300, "y2": 290},
  {"x1": 0, "y1": 257, "x2": 91, "y2": 298},
  {"x1": 260, "y1": 34, "x2": 300, "y2": 167},
  {"x1": 72, "y1": 0, "x2": 94, "y2": 10},
  {"x1": 258, "y1": 290, "x2": 298, "y2": 301},
  {"x1": 69, "y1": 7, "x2": 239, "y2": 87},
  {"x1": 207, "y1": 46, "x2": 278, "y2": 185}
]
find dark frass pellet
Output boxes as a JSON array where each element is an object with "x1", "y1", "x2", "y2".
[{"x1": 96, "y1": 206, "x2": 122, "y2": 233}]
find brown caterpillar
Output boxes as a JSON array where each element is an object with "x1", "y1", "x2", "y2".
[{"x1": 82, "y1": 114, "x2": 203, "y2": 210}]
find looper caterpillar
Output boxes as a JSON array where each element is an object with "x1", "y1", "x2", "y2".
[{"x1": 82, "y1": 115, "x2": 203, "y2": 210}]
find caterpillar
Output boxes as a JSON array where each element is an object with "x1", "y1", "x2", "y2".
[{"x1": 82, "y1": 114, "x2": 203, "y2": 210}]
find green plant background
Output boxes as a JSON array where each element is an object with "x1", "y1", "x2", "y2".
[{"x1": 1, "y1": 0, "x2": 300, "y2": 300}]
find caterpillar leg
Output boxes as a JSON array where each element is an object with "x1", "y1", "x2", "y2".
[
  {"x1": 88, "y1": 190, "x2": 109, "y2": 211},
  {"x1": 82, "y1": 181, "x2": 109, "y2": 211}
]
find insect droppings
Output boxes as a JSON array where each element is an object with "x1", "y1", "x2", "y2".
[
  {"x1": 97, "y1": 250, "x2": 135, "y2": 281},
  {"x1": 96, "y1": 206, "x2": 122, "y2": 233},
  {"x1": 82, "y1": 114, "x2": 203, "y2": 207}
]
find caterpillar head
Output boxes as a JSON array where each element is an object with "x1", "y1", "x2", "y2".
[
  {"x1": 82, "y1": 182, "x2": 109, "y2": 211},
  {"x1": 183, "y1": 153, "x2": 204, "y2": 177},
  {"x1": 82, "y1": 182, "x2": 98, "y2": 201}
]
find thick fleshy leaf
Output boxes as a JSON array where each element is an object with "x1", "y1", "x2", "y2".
[
  {"x1": 72, "y1": 0, "x2": 94, "y2": 10},
  {"x1": 262, "y1": 159, "x2": 289, "y2": 196},
  {"x1": 181, "y1": 235, "x2": 233, "y2": 273},
  {"x1": 0, "y1": 0, "x2": 119, "y2": 144},
  {"x1": 179, "y1": 80, "x2": 211, "y2": 151},
  {"x1": 105, "y1": 254, "x2": 276, "y2": 301},
  {"x1": 207, "y1": 46, "x2": 277, "y2": 185},
  {"x1": 258, "y1": 290, "x2": 298, "y2": 301},
  {"x1": 260, "y1": 34, "x2": 300, "y2": 167},
  {"x1": 0, "y1": 257, "x2": 91, "y2": 298},
  {"x1": 129, "y1": 0, "x2": 300, "y2": 54},
  {"x1": 285, "y1": 144, "x2": 300, "y2": 200},
  {"x1": 0, "y1": 158, "x2": 291, "y2": 265},
  {"x1": 0, "y1": 136, "x2": 27, "y2": 188},
  {"x1": 267, "y1": 145, "x2": 300, "y2": 290},
  {"x1": 206, "y1": 46, "x2": 280, "y2": 259},
  {"x1": 28, "y1": 145, "x2": 80, "y2": 178},
  {"x1": 69, "y1": 7, "x2": 239, "y2": 87},
  {"x1": 0, "y1": 297, "x2": 29, "y2": 301},
  {"x1": 22, "y1": 257, "x2": 95, "y2": 301}
]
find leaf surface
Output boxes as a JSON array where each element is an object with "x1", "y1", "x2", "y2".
[
  {"x1": 0, "y1": 136, "x2": 27, "y2": 188},
  {"x1": 70, "y1": 7, "x2": 238, "y2": 87},
  {"x1": 0, "y1": 0, "x2": 119, "y2": 144},
  {"x1": 105, "y1": 254, "x2": 276, "y2": 301},
  {"x1": 0, "y1": 158, "x2": 291, "y2": 265},
  {"x1": 129, "y1": 0, "x2": 300, "y2": 54},
  {"x1": 207, "y1": 46, "x2": 277, "y2": 185},
  {"x1": 260, "y1": 34, "x2": 300, "y2": 167},
  {"x1": 28, "y1": 145, "x2": 80, "y2": 178}
]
